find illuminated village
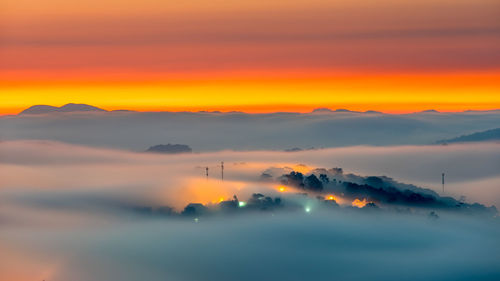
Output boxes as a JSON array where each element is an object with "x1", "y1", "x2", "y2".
[{"x1": 131, "y1": 166, "x2": 498, "y2": 220}]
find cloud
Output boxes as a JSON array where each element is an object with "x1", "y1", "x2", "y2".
[
  {"x1": 0, "y1": 140, "x2": 499, "y2": 280},
  {"x1": 2, "y1": 0, "x2": 500, "y2": 75},
  {"x1": 0, "y1": 140, "x2": 499, "y2": 209},
  {"x1": 1, "y1": 211, "x2": 499, "y2": 281},
  {"x1": 2, "y1": 111, "x2": 500, "y2": 151}
]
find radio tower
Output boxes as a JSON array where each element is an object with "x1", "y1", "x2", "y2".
[
  {"x1": 442, "y1": 173, "x2": 445, "y2": 193},
  {"x1": 206, "y1": 167, "x2": 209, "y2": 180},
  {"x1": 221, "y1": 161, "x2": 224, "y2": 181}
]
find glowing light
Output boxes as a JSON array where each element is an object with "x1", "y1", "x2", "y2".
[
  {"x1": 325, "y1": 195, "x2": 337, "y2": 201},
  {"x1": 278, "y1": 186, "x2": 286, "y2": 192},
  {"x1": 219, "y1": 197, "x2": 225, "y2": 202},
  {"x1": 293, "y1": 164, "x2": 311, "y2": 174},
  {"x1": 352, "y1": 198, "x2": 368, "y2": 208},
  {"x1": 238, "y1": 201, "x2": 246, "y2": 207},
  {"x1": 305, "y1": 207, "x2": 311, "y2": 213}
]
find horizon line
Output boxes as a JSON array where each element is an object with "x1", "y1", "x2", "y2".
[{"x1": 3, "y1": 103, "x2": 500, "y2": 116}]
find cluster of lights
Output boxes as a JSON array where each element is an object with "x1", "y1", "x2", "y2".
[
  {"x1": 352, "y1": 198, "x2": 369, "y2": 208},
  {"x1": 325, "y1": 195, "x2": 336, "y2": 201},
  {"x1": 196, "y1": 189, "x2": 370, "y2": 219}
]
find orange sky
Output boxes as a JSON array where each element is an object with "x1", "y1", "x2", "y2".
[{"x1": 1, "y1": 0, "x2": 499, "y2": 114}]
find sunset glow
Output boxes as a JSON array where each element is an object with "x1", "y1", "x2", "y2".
[
  {"x1": 2, "y1": 0, "x2": 499, "y2": 114},
  {"x1": 2, "y1": 1, "x2": 500, "y2": 280}
]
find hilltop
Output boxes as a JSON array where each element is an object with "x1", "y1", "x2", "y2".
[{"x1": 20, "y1": 103, "x2": 106, "y2": 114}]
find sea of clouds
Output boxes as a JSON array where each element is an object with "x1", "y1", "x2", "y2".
[{"x1": 0, "y1": 140, "x2": 499, "y2": 281}]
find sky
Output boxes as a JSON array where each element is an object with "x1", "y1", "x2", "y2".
[{"x1": 1, "y1": 0, "x2": 499, "y2": 113}]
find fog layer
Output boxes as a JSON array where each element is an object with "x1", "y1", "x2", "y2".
[
  {"x1": 1, "y1": 111, "x2": 499, "y2": 151},
  {"x1": 1, "y1": 140, "x2": 499, "y2": 281},
  {"x1": 1, "y1": 140, "x2": 498, "y2": 207}
]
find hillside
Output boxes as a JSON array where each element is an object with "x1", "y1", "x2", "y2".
[{"x1": 438, "y1": 128, "x2": 500, "y2": 143}]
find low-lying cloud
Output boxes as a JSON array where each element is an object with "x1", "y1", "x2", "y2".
[
  {"x1": 0, "y1": 140, "x2": 499, "y2": 281},
  {"x1": 1, "y1": 211, "x2": 499, "y2": 281},
  {"x1": 1, "y1": 140, "x2": 498, "y2": 207}
]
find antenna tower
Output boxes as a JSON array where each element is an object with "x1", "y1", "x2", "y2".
[
  {"x1": 221, "y1": 161, "x2": 224, "y2": 181},
  {"x1": 442, "y1": 173, "x2": 445, "y2": 193}
]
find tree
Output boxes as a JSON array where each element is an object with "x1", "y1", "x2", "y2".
[
  {"x1": 304, "y1": 174, "x2": 323, "y2": 191},
  {"x1": 319, "y1": 174, "x2": 329, "y2": 184},
  {"x1": 282, "y1": 171, "x2": 305, "y2": 188}
]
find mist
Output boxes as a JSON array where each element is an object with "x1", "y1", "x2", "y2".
[
  {"x1": 1, "y1": 140, "x2": 499, "y2": 280},
  {"x1": 1, "y1": 110, "x2": 500, "y2": 151},
  {"x1": 1, "y1": 140, "x2": 499, "y2": 207},
  {"x1": 1, "y1": 210, "x2": 499, "y2": 281}
]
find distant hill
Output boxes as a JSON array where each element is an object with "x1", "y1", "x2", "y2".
[
  {"x1": 6, "y1": 107, "x2": 500, "y2": 151},
  {"x1": 20, "y1": 103, "x2": 106, "y2": 114},
  {"x1": 334, "y1": 108, "x2": 355, "y2": 113},
  {"x1": 311, "y1": 108, "x2": 363, "y2": 114},
  {"x1": 311, "y1": 108, "x2": 334, "y2": 113},
  {"x1": 146, "y1": 144, "x2": 192, "y2": 154},
  {"x1": 438, "y1": 128, "x2": 500, "y2": 144}
]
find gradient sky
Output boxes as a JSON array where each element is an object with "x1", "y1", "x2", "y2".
[{"x1": 1, "y1": 0, "x2": 499, "y2": 113}]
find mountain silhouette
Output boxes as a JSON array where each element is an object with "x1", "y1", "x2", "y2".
[
  {"x1": 311, "y1": 108, "x2": 334, "y2": 113},
  {"x1": 20, "y1": 103, "x2": 106, "y2": 114},
  {"x1": 146, "y1": 144, "x2": 193, "y2": 154},
  {"x1": 437, "y1": 127, "x2": 500, "y2": 144}
]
